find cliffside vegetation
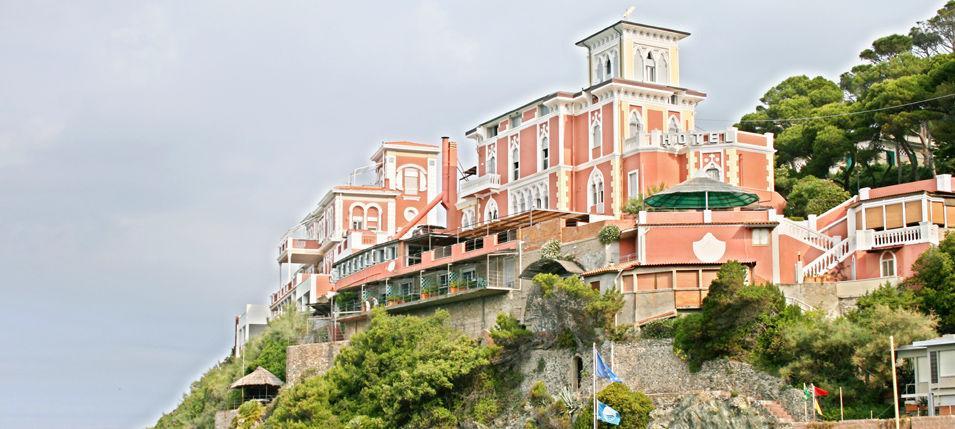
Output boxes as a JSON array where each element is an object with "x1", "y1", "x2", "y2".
[
  {"x1": 152, "y1": 307, "x2": 309, "y2": 428},
  {"x1": 667, "y1": 261, "x2": 937, "y2": 420}
]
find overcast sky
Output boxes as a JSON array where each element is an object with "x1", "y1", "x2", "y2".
[{"x1": 0, "y1": 1, "x2": 944, "y2": 427}]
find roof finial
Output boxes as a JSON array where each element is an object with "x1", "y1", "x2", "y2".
[{"x1": 623, "y1": 6, "x2": 636, "y2": 20}]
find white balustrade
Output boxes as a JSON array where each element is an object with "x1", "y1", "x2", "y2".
[
  {"x1": 776, "y1": 217, "x2": 836, "y2": 251},
  {"x1": 802, "y1": 236, "x2": 852, "y2": 278},
  {"x1": 460, "y1": 173, "x2": 501, "y2": 197}
]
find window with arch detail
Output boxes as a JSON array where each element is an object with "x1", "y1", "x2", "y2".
[
  {"x1": 880, "y1": 252, "x2": 896, "y2": 277},
  {"x1": 461, "y1": 211, "x2": 474, "y2": 229},
  {"x1": 629, "y1": 111, "x2": 642, "y2": 139},
  {"x1": 487, "y1": 145, "x2": 497, "y2": 175},
  {"x1": 366, "y1": 206, "x2": 379, "y2": 231},
  {"x1": 658, "y1": 54, "x2": 669, "y2": 84},
  {"x1": 588, "y1": 170, "x2": 605, "y2": 212},
  {"x1": 540, "y1": 136, "x2": 549, "y2": 170},
  {"x1": 604, "y1": 57, "x2": 612, "y2": 79},
  {"x1": 591, "y1": 123, "x2": 601, "y2": 149},
  {"x1": 484, "y1": 199, "x2": 499, "y2": 222},
  {"x1": 668, "y1": 116, "x2": 680, "y2": 134},
  {"x1": 350, "y1": 205, "x2": 365, "y2": 230},
  {"x1": 511, "y1": 146, "x2": 520, "y2": 181},
  {"x1": 644, "y1": 52, "x2": 656, "y2": 82}
]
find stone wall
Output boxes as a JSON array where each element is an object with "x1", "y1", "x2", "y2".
[
  {"x1": 791, "y1": 415, "x2": 955, "y2": 428},
  {"x1": 515, "y1": 339, "x2": 805, "y2": 420},
  {"x1": 285, "y1": 341, "x2": 349, "y2": 384},
  {"x1": 214, "y1": 409, "x2": 237, "y2": 429}
]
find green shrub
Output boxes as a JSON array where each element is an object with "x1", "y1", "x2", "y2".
[
  {"x1": 490, "y1": 313, "x2": 533, "y2": 349},
  {"x1": 574, "y1": 383, "x2": 654, "y2": 429},
  {"x1": 529, "y1": 381, "x2": 551, "y2": 407},
  {"x1": 673, "y1": 261, "x2": 785, "y2": 370},
  {"x1": 541, "y1": 240, "x2": 562, "y2": 260},
  {"x1": 640, "y1": 318, "x2": 679, "y2": 339},
  {"x1": 597, "y1": 225, "x2": 621, "y2": 244},
  {"x1": 473, "y1": 397, "x2": 500, "y2": 424},
  {"x1": 533, "y1": 273, "x2": 627, "y2": 348},
  {"x1": 232, "y1": 400, "x2": 265, "y2": 429}
]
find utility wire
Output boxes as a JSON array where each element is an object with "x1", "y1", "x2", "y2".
[{"x1": 696, "y1": 92, "x2": 955, "y2": 124}]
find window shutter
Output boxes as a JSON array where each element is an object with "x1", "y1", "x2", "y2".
[
  {"x1": 885, "y1": 204, "x2": 903, "y2": 229},
  {"x1": 865, "y1": 206, "x2": 884, "y2": 230},
  {"x1": 905, "y1": 200, "x2": 922, "y2": 225},
  {"x1": 931, "y1": 351, "x2": 939, "y2": 384},
  {"x1": 932, "y1": 201, "x2": 945, "y2": 225}
]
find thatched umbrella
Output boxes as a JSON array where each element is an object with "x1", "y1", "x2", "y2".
[
  {"x1": 230, "y1": 366, "x2": 284, "y2": 402},
  {"x1": 644, "y1": 176, "x2": 758, "y2": 210}
]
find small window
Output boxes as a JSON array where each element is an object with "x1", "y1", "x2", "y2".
[
  {"x1": 538, "y1": 104, "x2": 551, "y2": 116},
  {"x1": 487, "y1": 147, "x2": 497, "y2": 175},
  {"x1": 706, "y1": 167, "x2": 721, "y2": 181},
  {"x1": 510, "y1": 113, "x2": 522, "y2": 128},
  {"x1": 752, "y1": 228, "x2": 770, "y2": 246},
  {"x1": 591, "y1": 124, "x2": 601, "y2": 149},
  {"x1": 941, "y1": 350, "x2": 955, "y2": 377},
  {"x1": 540, "y1": 137, "x2": 549, "y2": 170},
  {"x1": 627, "y1": 171, "x2": 639, "y2": 199},
  {"x1": 487, "y1": 125, "x2": 498, "y2": 138},
  {"x1": 403, "y1": 169, "x2": 419, "y2": 195},
  {"x1": 880, "y1": 252, "x2": 896, "y2": 277},
  {"x1": 511, "y1": 147, "x2": 520, "y2": 180},
  {"x1": 628, "y1": 112, "x2": 642, "y2": 139},
  {"x1": 670, "y1": 94, "x2": 678, "y2": 105},
  {"x1": 604, "y1": 57, "x2": 612, "y2": 78},
  {"x1": 645, "y1": 52, "x2": 656, "y2": 82}
]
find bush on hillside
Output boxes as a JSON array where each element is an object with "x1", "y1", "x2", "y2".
[
  {"x1": 265, "y1": 309, "x2": 496, "y2": 427},
  {"x1": 673, "y1": 261, "x2": 785, "y2": 369},
  {"x1": 639, "y1": 317, "x2": 679, "y2": 339},
  {"x1": 573, "y1": 383, "x2": 654, "y2": 429},
  {"x1": 490, "y1": 313, "x2": 533, "y2": 350},
  {"x1": 532, "y1": 274, "x2": 627, "y2": 348},
  {"x1": 597, "y1": 225, "x2": 621, "y2": 244},
  {"x1": 153, "y1": 307, "x2": 310, "y2": 428},
  {"x1": 784, "y1": 176, "x2": 850, "y2": 218}
]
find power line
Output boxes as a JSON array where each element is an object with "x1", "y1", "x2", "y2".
[{"x1": 696, "y1": 92, "x2": 955, "y2": 124}]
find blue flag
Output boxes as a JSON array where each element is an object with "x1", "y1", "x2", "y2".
[
  {"x1": 597, "y1": 400, "x2": 621, "y2": 425},
  {"x1": 595, "y1": 351, "x2": 623, "y2": 383}
]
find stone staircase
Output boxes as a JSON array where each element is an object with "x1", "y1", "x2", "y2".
[{"x1": 759, "y1": 399, "x2": 796, "y2": 424}]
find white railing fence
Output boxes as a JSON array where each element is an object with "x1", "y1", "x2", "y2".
[
  {"x1": 776, "y1": 217, "x2": 836, "y2": 251},
  {"x1": 802, "y1": 236, "x2": 853, "y2": 279}
]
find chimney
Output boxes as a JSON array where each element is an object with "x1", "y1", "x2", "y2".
[{"x1": 441, "y1": 136, "x2": 459, "y2": 230}]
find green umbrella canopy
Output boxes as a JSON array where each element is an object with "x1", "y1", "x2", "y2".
[{"x1": 644, "y1": 176, "x2": 758, "y2": 209}]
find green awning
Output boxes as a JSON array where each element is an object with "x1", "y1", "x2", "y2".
[{"x1": 644, "y1": 176, "x2": 758, "y2": 209}]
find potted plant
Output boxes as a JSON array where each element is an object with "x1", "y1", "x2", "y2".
[
  {"x1": 448, "y1": 280, "x2": 460, "y2": 294},
  {"x1": 420, "y1": 285, "x2": 438, "y2": 300},
  {"x1": 386, "y1": 293, "x2": 401, "y2": 307}
]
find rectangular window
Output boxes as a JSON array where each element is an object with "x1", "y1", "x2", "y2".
[
  {"x1": 541, "y1": 147, "x2": 549, "y2": 170},
  {"x1": 752, "y1": 228, "x2": 770, "y2": 246},
  {"x1": 627, "y1": 171, "x2": 639, "y2": 199},
  {"x1": 885, "y1": 150, "x2": 896, "y2": 167},
  {"x1": 510, "y1": 114, "x2": 522, "y2": 128},
  {"x1": 513, "y1": 160, "x2": 520, "y2": 181},
  {"x1": 487, "y1": 125, "x2": 498, "y2": 137},
  {"x1": 941, "y1": 350, "x2": 955, "y2": 377},
  {"x1": 538, "y1": 104, "x2": 550, "y2": 116},
  {"x1": 404, "y1": 170, "x2": 419, "y2": 195},
  {"x1": 917, "y1": 356, "x2": 930, "y2": 383}
]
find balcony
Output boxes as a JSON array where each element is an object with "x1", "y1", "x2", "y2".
[
  {"x1": 460, "y1": 173, "x2": 501, "y2": 197},
  {"x1": 277, "y1": 238, "x2": 324, "y2": 265}
]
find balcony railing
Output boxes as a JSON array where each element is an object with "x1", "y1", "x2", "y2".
[{"x1": 460, "y1": 173, "x2": 501, "y2": 197}]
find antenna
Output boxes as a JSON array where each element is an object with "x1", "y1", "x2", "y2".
[{"x1": 623, "y1": 6, "x2": 636, "y2": 20}]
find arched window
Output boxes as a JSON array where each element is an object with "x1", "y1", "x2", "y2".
[
  {"x1": 588, "y1": 169, "x2": 605, "y2": 212},
  {"x1": 461, "y1": 211, "x2": 473, "y2": 229},
  {"x1": 401, "y1": 167, "x2": 423, "y2": 195},
  {"x1": 533, "y1": 187, "x2": 542, "y2": 209},
  {"x1": 484, "y1": 199, "x2": 499, "y2": 222},
  {"x1": 518, "y1": 193, "x2": 527, "y2": 213},
  {"x1": 597, "y1": 55, "x2": 605, "y2": 81},
  {"x1": 539, "y1": 184, "x2": 549, "y2": 209},
  {"x1": 591, "y1": 124, "x2": 601, "y2": 149},
  {"x1": 487, "y1": 145, "x2": 497, "y2": 175},
  {"x1": 511, "y1": 146, "x2": 520, "y2": 181},
  {"x1": 350, "y1": 205, "x2": 365, "y2": 230},
  {"x1": 633, "y1": 50, "x2": 645, "y2": 82},
  {"x1": 628, "y1": 111, "x2": 642, "y2": 139},
  {"x1": 644, "y1": 52, "x2": 656, "y2": 82},
  {"x1": 880, "y1": 252, "x2": 897, "y2": 277},
  {"x1": 706, "y1": 167, "x2": 721, "y2": 181},
  {"x1": 604, "y1": 57, "x2": 612, "y2": 79},
  {"x1": 366, "y1": 206, "x2": 379, "y2": 231},
  {"x1": 658, "y1": 55, "x2": 670, "y2": 84},
  {"x1": 668, "y1": 116, "x2": 680, "y2": 134},
  {"x1": 539, "y1": 137, "x2": 549, "y2": 170}
]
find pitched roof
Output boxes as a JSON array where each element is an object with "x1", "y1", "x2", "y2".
[{"x1": 230, "y1": 366, "x2": 284, "y2": 388}]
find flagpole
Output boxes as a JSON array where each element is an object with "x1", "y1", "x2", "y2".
[
  {"x1": 803, "y1": 383, "x2": 808, "y2": 422},
  {"x1": 593, "y1": 342, "x2": 598, "y2": 429},
  {"x1": 839, "y1": 387, "x2": 844, "y2": 421},
  {"x1": 811, "y1": 383, "x2": 816, "y2": 421},
  {"x1": 890, "y1": 335, "x2": 900, "y2": 429}
]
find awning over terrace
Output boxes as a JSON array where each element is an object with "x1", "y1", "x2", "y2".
[{"x1": 454, "y1": 209, "x2": 591, "y2": 239}]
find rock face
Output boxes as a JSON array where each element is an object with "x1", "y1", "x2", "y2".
[{"x1": 649, "y1": 391, "x2": 782, "y2": 429}]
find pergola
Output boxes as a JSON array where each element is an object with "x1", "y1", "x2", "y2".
[{"x1": 230, "y1": 366, "x2": 284, "y2": 403}]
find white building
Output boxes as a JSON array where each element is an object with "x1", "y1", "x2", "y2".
[
  {"x1": 898, "y1": 334, "x2": 955, "y2": 416},
  {"x1": 234, "y1": 304, "x2": 269, "y2": 357}
]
